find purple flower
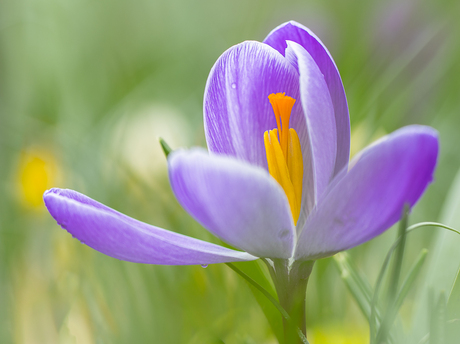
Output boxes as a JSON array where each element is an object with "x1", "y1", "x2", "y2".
[{"x1": 44, "y1": 21, "x2": 438, "y2": 266}]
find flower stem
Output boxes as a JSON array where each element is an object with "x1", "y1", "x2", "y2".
[{"x1": 268, "y1": 259, "x2": 315, "y2": 344}]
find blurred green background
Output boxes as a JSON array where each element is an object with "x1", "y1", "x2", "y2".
[{"x1": 2, "y1": 0, "x2": 460, "y2": 343}]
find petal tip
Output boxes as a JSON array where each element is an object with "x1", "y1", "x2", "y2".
[{"x1": 43, "y1": 187, "x2": 59, "y2": 197}]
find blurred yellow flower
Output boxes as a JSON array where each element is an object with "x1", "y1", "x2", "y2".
[
  {"x1": 309, "y1": 322, "x2": 368, "y2": 344},
  {"x1": 16, "y1": 147, "x2": 60, "y2": 209}
]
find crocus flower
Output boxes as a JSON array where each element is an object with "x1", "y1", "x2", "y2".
[{"x1": 44, "y1": 21, "x2": 438, "y2": 269}]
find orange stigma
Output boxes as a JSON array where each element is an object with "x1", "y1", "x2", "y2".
[{"x1": 264, "y1": 93, "x2": 303, "y2": 225}]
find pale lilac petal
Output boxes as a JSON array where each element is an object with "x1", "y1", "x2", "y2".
[
  {"x1": 264, "y1": 21, "x2": 350, "y2": 176},
  {"x1": 44, "y1": 188, "x2": 257, "y2": 265},
  {"x1": 286, "y1": 41, "x2": 337, "y2": 223},
  {"x1": 168, "y1": 149, "x2": 295, "y2": 259},
  {"x1": 204, "y1": 41, "x2": 307, "y2": 171},
  {"x1": 295, "y1": 125, "x2": 439, "y2": 261}
]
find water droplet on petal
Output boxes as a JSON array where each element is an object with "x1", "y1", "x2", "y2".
[
  {"x1": 231, "y1": 83, "x2": 236, "y2": 89},
  {"x1": 201, "y1": 264, "x2": 208, "y2": 268}
]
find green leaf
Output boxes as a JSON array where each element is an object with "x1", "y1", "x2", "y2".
[
  {"x1": 333, "y1": 252, "x2": 375, "y2": 318},
  {"x1": 375, "y1": 249, "x2": 428, "y2": 344},
  {"x1": 430, "y1": 291, "x2": 447, "y2": 344},
  {"x1": 410, "y1": 165, "x2": 460, "y2": 342},
  {"x1": 367, "y1": 221, "x2": 459, "y2": 343},
  {"x1": 374, "y1": 206, "x2": 410, "y2": 344},
  {"x1": 226, "y1": 261, "x2": 310, "y2": 344},
  {"x1": 446, "y1": 265, "x2": 460, "y2": 343},
  {"x1": 395, "y1": 249, "x2": 428, "y2": 312},
  {"x1": 388, "y1": 204, "x2": 409, "y2": 303},
  {"x1": 226, "y1": 261, "x2": 284, "y2": 343},
  {"x1": 159, "y1": 137, "x2": 173, "y2": 157}
]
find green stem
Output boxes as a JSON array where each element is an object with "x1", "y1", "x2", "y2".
[{"x1": 266, "y1": 259, "x2": 315, "y2": 344}]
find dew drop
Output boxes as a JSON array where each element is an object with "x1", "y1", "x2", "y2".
[
  {"x1": 231, "y1": 83, "x2": 236, "y2": 89},
  {"x1": 201, "y1": 264, "x2": 208, "y2": 268}
]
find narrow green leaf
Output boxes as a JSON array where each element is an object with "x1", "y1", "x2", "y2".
[
  {"x1": 406, "y1": 222, "x2": 460, "y2": 235},
  {"x1": 226, "y1": 261, "x2": 284, "y2": 343},
  {"x1": 411, "y1": 165, "x2": 460, "y2": 342},
  {"x1": 334, "y1": 252, "x2": 374, "y2": 302},
  {"x1": 336, "y1": 262, "x2": 371, "y2": 317},
  {"x1": 430, "y1": 291, "x2": 447, "y2": 344},
  {"x1": 371, "y1": 207, "x2": 408, "y2": 343},
  {"x1": 375, "y1": 249, "x2": 428, "y2": 343},
  {"x1": 369, "y1": 221, "x2": 459, "y2": 343},
  {"x1": 226, "y1": 262, "x2": 310, "y2": 344},
  {"x1": 446, "y1": 265, "x2": 460, "y2": 343},
  {"x1": 370, "y1": 246, "x2": 392, "y2": 344},
  {"x1": 374, "y1": 206, "x2": 410, "y2": 343},
  {"x1": 333, "y1": 253, "x2": 374, "y2": 317},
  {"x1": 226, "y1": 262, "x2": 288, "y2": 319},
  {"x1": 394, "y1": 249, "x2": 428, "y2": 312},
  {"x1": 159, "y1": 137, "x2": 173, "y2": 157},
  {"x1": 388, "y1": 204, "x2": 409, "y2": 303},
  {"x1": 333, "y1": 252, "x2": 391, "y2": 344}
]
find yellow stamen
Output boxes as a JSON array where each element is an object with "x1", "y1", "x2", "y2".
[
  {"x1": 264, "y1": 93, "x2": 303, "y2": 225},
  {"x1": 268, "y1": 93, "x2": 296, "y2": 160},
  {"x1": 288, "y1": 128, "x2": 303, "y2": 221},
  {"x1": 264, "y1": 130, "x2": 281, "y2": 186}
]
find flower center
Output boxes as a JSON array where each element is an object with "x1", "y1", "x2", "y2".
[{"x1": 264, "y1": 93, "x2": 303, "y2": 225}]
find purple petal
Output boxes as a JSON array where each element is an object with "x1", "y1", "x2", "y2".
[
  {"x1": 264, "y1": 21, "x2": 350, "y2": 176},
  {"x1": 204, "y1": 41, "x2": 305, "y2": 170},
  {"x1": 44, "y1": 188, "x2": 257, "y2": 265},
  {"x1": 295, "y1": 125, "x2": 439, "y2": 261},
  {"x1": 286, "y1": 41, "x2": 337, "y2": 221},
  {"x1": 168, "y1": 149, "x2": 295, "y2": 259}
]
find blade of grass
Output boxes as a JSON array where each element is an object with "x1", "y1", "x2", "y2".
[
  {"x1": 446, "y1": 265, "x2": 460, "y2": 343},
  {"x1": 335, "y1": 257, "x2": 371, "y2": 318},
  {"x1": 370, "y1": 221, "x2": 460, "y2": 343},
  {"x1": 430, "y1": 291, "x2": 447, "y2": 344},
  {"x1": 371, "y1": 206, "x2": 408, "y2": 343},
  {"x1": 374, "y1": 206, "x2": 410, "y2": 344},
  {"x1": 333, "y1": 252, "x2": 379, "y2": 319},
  {"x1": 394, "y1": 249, "x2": 428, "y2": 312},
  {"x1": 225, "y1": 262, "x2": 309, "y2": 344},
  {"x1": 375, "y1": 249, "x2": 428, "y2": 344},
  {"x1": 388, "y1": 205, "x2": 409, "y2": 302},
  {"x1": 231, "y1": 260, "x2": 284, "y2": 343},
  {"x1": 334, "y1": 252, "x2": 374, "y2": 302},
  {"x1": 226, "y1": 262, "x2": 285, "y2": 343},
  {"x1": 334, "y1": 253, "x2": 390, "y2": 343}
]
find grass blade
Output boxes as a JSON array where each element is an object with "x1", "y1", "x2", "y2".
[
  {"x1": 430, "y1": 291, "x2": 447, "y2": 344},
  {"x1": 394, "y1": 249, "x2": 428, "y2": 312},
  {"x1": 333, "y1": 252, "x2": 376, "y2": 318},
  {"x1": 226, "y1": 262, "x2": 309, "y2": 344}
]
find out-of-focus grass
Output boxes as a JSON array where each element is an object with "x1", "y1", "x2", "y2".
[{"x1": 1, "y1": 0, "x2": 460, "y2": 342}]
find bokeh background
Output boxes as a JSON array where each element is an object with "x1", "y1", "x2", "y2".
[{"x1": 2, "y1": 0, "x2": 460, "y2": 343}]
